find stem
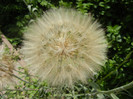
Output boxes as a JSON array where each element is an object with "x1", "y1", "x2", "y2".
[
  {"x1": 10, "y1": 73, "x2": 29, "y2": 83},
  {"x1": 0, "y1": 66, "x2": 29, "y2": 84},
  {"x1": 3, "y1": 89, "x2": 39, "y2": 91},
  {"x1": 0, "y1": 81, "x2": 133, "y2": 97},
  {"x1": 0, "y1": 31, "x2": 26, "y2": 67},
  {"x1": 98, "y1": 81, "x2": 133, "y2": 94},
  {"x1": 98, "y1": 50, "x2": 133, "y2": 82},
  {"x1": 74, "y1": 81, "x2": 133, "y2": 96}
]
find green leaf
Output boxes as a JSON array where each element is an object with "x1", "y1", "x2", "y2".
[
  {"x1": 97, "y1": 93, "x2": 105, "y2": 99},
  {"x1": 110, "y1": 93, "x2": 119, "y2": 99}
]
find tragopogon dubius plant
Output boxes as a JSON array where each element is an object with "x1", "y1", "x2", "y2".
[{"x1": 22, "y1": 8, "x2": 107, "y2": 87}]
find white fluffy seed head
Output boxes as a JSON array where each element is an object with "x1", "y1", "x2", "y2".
[{"x1": 21, "y1": 8, "x2": 107, "y2": 87}]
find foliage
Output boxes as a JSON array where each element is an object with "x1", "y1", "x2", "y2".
[{"x1": 0, "y1": 0, "x2": 133, "y2": 99}]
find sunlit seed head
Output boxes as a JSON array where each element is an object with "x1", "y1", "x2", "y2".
[{"x1": 21, "y1": 8, "x2": 107, "y2": 87}]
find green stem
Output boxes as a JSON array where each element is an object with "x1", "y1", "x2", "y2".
[
  {"x1": 10, "y1": 73, "x2": 29, "y2": 84},
  {"x1": 98, "y1": 50, "x2": 133, "y2": 82},
  {"x1": 98, "y1": 81, "x2": 133, "y2": 94},
  {"x1": 1, "y1": 81, "x2": 133, "y2": 98},
  {"x1": 75, "y1": 81, "x2": 133, "y2": 96}
]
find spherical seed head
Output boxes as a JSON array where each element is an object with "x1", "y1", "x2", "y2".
[{"x1": 22, "y1": 8, "x2": 107, "y2": 87}]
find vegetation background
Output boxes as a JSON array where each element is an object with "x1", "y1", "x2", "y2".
[{"x1": 0, "y1": 0, "x2": 133, "y2": 99}]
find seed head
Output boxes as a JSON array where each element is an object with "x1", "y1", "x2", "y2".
[{"x1": 22, "y1": 8, "x2": 107, "y2": 87}]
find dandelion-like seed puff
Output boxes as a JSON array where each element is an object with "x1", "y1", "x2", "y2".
[{"x1": 22, "y1": 8, "x2": 107, "y2": 87}]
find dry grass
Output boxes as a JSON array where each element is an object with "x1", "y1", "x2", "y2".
[{"x1": 0, "y1": 44, "x2": 16, "y2": 90}]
